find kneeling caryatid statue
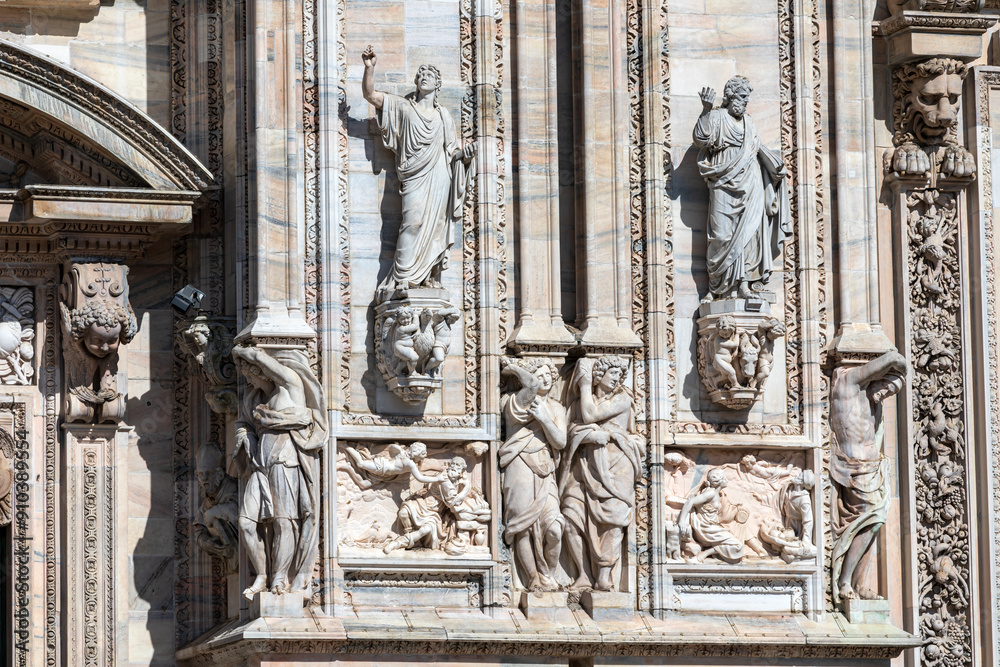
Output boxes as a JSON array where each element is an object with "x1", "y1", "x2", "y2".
[
  {"x1": 499, "y1": 358, "x2": 567, "y2": 590},
  {"x1": 194, "y1": 441, "x2": 239, "y2": 573},
  {"x1": 693, "y1": 76, "x2": 791, "y2": 410},
  {"x1": 562, "y1": 357, "x2": 643, "y2": 592},
  {"x1": 830, "y1": 351, "x2": 907, "y2": 608},
  {"x1": 60, "y1": 262, "x2": 139, "y2": 424},
  {"x1": 231, "y1": 345, "x2": 327, "y2": 599},
  {"x1": 362, "y1": 45, "x2": 475, "y2": 405}
]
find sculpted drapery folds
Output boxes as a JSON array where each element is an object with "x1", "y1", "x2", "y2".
[
  {"x1": 561, "y1": 357, "x2": 643, "y2": 592},
  {"x1": 830, "y1": 351, "x2": 908, "y2": 605},
  {"x1": 361, "y1": 46, "x2": 476, "y2": 300},
  {"x1": 194, "y1": 442, "x2": 239, "y2": 573},
  {"x1": 232, "y1": 345, "x2": 327, "y2": 599},
  {"x1": 499, "y1": 358, "x2": 567, "y2": 591},
  {"x1": 694, "y1": 76, "x2": 792, "y2": 300}
]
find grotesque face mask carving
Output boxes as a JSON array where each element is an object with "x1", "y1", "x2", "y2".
[{"x1": 896, "y1": 58, "x2": 968, "y2": 146}]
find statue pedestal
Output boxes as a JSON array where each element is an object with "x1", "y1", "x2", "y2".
[
  {"x1": 374, "y1": 288, "x2": 458, "y2": 405},
  {"x1": 843, "y1": 598, "x2": 891, "y2": 625},
  {"x1": 519, "y1": 591, "x2": 570, "y2": 622},
  {"x1": 64, "y1": 424, "x2": 131, "y2": 667},
  {"x1": 250, "y1": 591, "x2": 309, "y2": 619},
  {"x1": 580, "y1": 590, "x2": 634, "y2": 623},
  {"x1": 696, "y1": 298, "x2": 784, "y2": 410}
]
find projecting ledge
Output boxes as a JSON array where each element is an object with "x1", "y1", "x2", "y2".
[{"x1": 176, "y1": 608, "x2": 918, "y2": 666}]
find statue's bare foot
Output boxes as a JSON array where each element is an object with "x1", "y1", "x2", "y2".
[
  {"x1": 838, "y1": 582, "x2": 857, "y2": 600},
  {"x1": 243, "y1": 574, "x2": 267, "y2": 600},
  {"x1": 270, "y1": 576, "x2": 289, "y2": 595},
  {"x1": 700, "y1": 292, "x2": 715, "y2": 305},
  {"x1": 595, "y1": 571, "x2": 613, "y2": 592},
  {"x1": 568, "y1": 576, "x2": 590, "y2": 591},
  {"x1": 383, "y1": 537, "x2": 404, "y2": 554},
  {"x1": 857, "y1": 585, "x2": 879, "y2": 600},
  {"x1": 538, "y1": 573, "x2": 558, "y2": 590},
  {"x1": 738, "y1": 282, "x2": 754, "y2": 299}
]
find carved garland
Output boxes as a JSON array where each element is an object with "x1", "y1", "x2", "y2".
[{"x1": 906, "y1": 188, "x2": 972, "y2": 666}]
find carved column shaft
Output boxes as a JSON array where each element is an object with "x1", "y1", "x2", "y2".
[{"x1": 576, "y1": 0, "x2": 640, "y2": 347}]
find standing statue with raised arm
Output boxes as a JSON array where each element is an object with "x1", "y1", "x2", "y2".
[
  {"x1": 830, "y1": 351, "x2": 908, "y2": 605},
  {"x1": 694, "y1": 76, "x2": 791, "y2": 301},
  {"x1": 361, "y1": 45, "x2": 477, "y2": 300},
  {"x1": 231, "y1": 345, "x2": 327, "y2": 599}
]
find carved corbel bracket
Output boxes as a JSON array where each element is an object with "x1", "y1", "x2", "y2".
[
  {"x1": 59, "y1": 262, "x2": 138, "y2": 424},
  {"x1": 696, "y1": 300, "x2": 785, "y2": 410},
  {"x1": 177, "y1": 314, "x2": 238, "y2": 415},
  {"x1": 884, "y1": 57, "x2": 977, "y2": 184},
  {"x1": 374, "y1": 288, "x2": 460, "y2": 405}
]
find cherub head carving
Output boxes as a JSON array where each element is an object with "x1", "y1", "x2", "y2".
[
  {"x1": 64, "y1": 299, "x2": 138, "y2": 359},
  {"x1": 893, "y1": 58, "x2": 968, "y2": 146}
]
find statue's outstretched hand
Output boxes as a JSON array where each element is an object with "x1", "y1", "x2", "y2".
[
  {"x1": 699, "y1": 86, "x2": 716, "y2": 110},
  {"x1": 362, "y1": 45, "x2": 377, "y2": 68}
]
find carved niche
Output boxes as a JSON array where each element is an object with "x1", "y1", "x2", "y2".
[
  {"x1": 59, "y1": 262, "x2": 138, "y2": 424},
  {"x1": 177, "y1": 314, "x2": 238, "y2": 415},
  {"x1": 360, "y1": 47, "x2": 476, "y2": 406},
  {"x1": 692, "y1": 75, "x2": 791, "y2": 410},
  {"x1": 337, "y1": 441, "x2": 491, "y2": 557},
  {"x1": 888, "y1": 58, "x2": 974, "y2": 180},
  {"x1": 0, "y1": 287, "x2": 35, "y2": 385},
  {"x1": 664, "y1": 449, "x2": 815, "y2": 565}
]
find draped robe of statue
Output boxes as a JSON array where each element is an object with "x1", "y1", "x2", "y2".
[
  {"x1": 561, "y1": 386, "x2": 643, "y2": 576},
  {"x1": 694, "y1": 108, "x2": 792, "y2": 297},
  {"x1": 498, "y1": 392, "x2": 565, "y2": 554},
  {"x1": 238, "y1": 350, "x2": 327, "y2": 586},
  {"x1": 376, "y1": 91, "x2": 472, "y2": 296}
]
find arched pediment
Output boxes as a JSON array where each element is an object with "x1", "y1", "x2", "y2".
[{"x1": 0, "y1": 39, "x2": 211, "y2": 191}]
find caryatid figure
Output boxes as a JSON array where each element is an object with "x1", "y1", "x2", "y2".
[
  {"x1": 361, "y1": 46, "x2": 477, "y2": 300},
  {"x1": 830, "y1": 351, "x2": 907, "y2": 604},
  {"x1": 694, "y1": 76, "x2": 792, "y2": 300},
  {"x1": 232, "y1": 346, "x2": 327, "y2": 599}
]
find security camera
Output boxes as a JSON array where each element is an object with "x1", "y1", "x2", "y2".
[{"x1": 171, "y1": 284, "x2": 205, "y2": 315}]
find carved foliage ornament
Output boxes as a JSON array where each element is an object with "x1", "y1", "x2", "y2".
[
  {"x1": 905, "y1": 189, "x2": 972, "y2": 665},
  {"x1": 59, "y1": 263, "x2": 138, "y2": 424},
  {"x1": 0, "y1": 287, "x2": 35, "y2": 385},
  {"x1": 889, "y1": 58, "x2": 975, "y2": 180}
]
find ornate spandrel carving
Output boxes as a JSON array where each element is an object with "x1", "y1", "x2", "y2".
[
  {"x1": 499, "y1": 358, "x2": 566, "y2": 591},
  {"x1": 562, "y1": 357, "x2": 643, "y2": 592},
  {"x1": 194, "y1": 442, "x2": 239, "y2": 573},
  {"x1": 694, "y1": 77, "x2": 792, "y2": 303},
  {"x1": 665, "y1": 449, "x2": 814, "y2": 565},
  {"x1": 696, "y1": 312, "x2": 786, "y2": 409},
  {"x1": 337, "y1": 441, "x2": 490, "y2": 557},
  {"x1": 59, "y1": 263, "x2": 138, "y2": 424},
  {"x1": 888, "y1": 58, "x2": 975, "y2": 181},
  {"x1": 374, "y1": 297, "x2": 460, "y2": 404},
  {"x1": 0, "y1": 287, "x2": 35, "y2": 385},
  {"x1": 830, "y1": 351, "x2": 908, "y2": 605},
  {"x1": 177, "y1": 314, "x2": 238, "y2": 415},
  {"x1": 231, "y1": 345, "x2": 327, "y2": 599}
]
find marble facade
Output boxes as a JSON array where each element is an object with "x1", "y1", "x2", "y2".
[{"x1": 1, "y1": 0, "x2": 1000, "y2": 666}]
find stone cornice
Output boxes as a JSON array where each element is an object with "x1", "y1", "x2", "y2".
[{"x1": 875, "y1": 11, "x2": 998, "y2": 37}]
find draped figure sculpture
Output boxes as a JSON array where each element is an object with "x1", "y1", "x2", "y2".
[
  {"x1": 561, "y1": 357, "x2": 643, "y2": 592},
  {"x1": 694, "y1": 76, "x2": 792, "y2": 300},
  {"x1": 361, "y1": 46, "x2": 476, "y2": 300},
  {"x1": 499, "y1": 358, "x2": 566, "y2": 590},
  {"x1": 232, "y1": 346, "x2": 327, "y2": 599},
  {"x1": 830, "y1": 351, "x2": 907, "y2": 604}
]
